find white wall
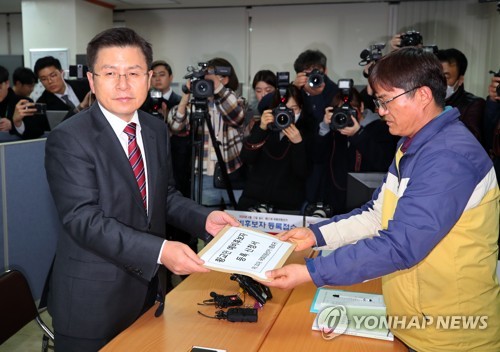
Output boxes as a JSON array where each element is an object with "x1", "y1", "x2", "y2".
[
  {"x1": 0, "y1": 0, "x2": 497, "y2": 97},
  {"x1": 0, "y1": 13, "x2": 23, "y2": 55},
  {"x1": 117, "y1": 0, "x2": 498, "y2": 99}
]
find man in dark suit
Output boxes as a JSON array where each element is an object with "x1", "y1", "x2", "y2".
[
  {"x1": 0, "y1": 65, "x2": 49, "y2": 140},
  {"x1": 44, "y1": 27, "x2": 239, "y2": 351},
  {"x1": 34, "y1": 56, "x2": 92, "y2": 120}
]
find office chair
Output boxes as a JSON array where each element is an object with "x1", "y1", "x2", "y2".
[{"x1": 0, "y1": 269, "x2": 54, "y2": 350}]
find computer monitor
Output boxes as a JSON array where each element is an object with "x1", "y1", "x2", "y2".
[{"x1": 46, "y1": 110, "x2": 67, "y2": 130}]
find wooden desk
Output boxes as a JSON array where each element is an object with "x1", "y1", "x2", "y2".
[
  {"x1": 101, "y1": 249, "x2": 312, "y2": 352},
  {"x1": 258, "y1": 280, "x2": 407, "y2": 352}
]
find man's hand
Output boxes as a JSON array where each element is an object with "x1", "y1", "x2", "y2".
[
  {"x1": 12, "y1": 100, "x2": 36, "y2": 127},
  {"x1": 259, "y1": 109, "x2": 274, "y2": 130},
  {"x1": 338, "y1": 116, "x2": 361, "y2": 137},
  {"x1": 262, "y1": 264, "x2": 312, "y2": 290},
  {"x1": 160, "y1": 241, "x2": 210, "y2": 275},
  {"x1": 0, "y1": 117, "x2": 12, "y2": 131},
  {"x1": 293, "y1": 72, "x2": 308, "y2": 90},
  {"x1": 283, "y1": 124, "x2": 302, "y2": 144},
  {"x1": 205, "y1": 210, "x2": 240, "y2": 237},
  {"x1": 488, "y1": 76, "x2": 500, "y2": 101},
  {"x1": 278, "y1": 227, "x2": 316, "y2": 251}
]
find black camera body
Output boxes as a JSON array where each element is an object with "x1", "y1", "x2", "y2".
[
  {"x1": 270, "y1": 71, "x2": 294, "y2": 131},
  {"x1": 359, "y1": 43, "x2": 385, "y2": 66},
  {"x1": 331, "y1": 79, "x2": 357, "y2": 130},
  {"x1": 34, "y1": 103, "x2": 47, "y2": 115},
  {"x1": 399, "y1": 30, "x2": 423, "y2": 47},
  {"x1": 184, "y1": 62, "x2": 231, "y2": 100},
  {"x1": 307, "y1": 68, "x2": 324, "y2": 88},
  {"x1": 149, "y1": 89, "x2": 162, "y2": 117},
  {"x1": 490, "y1": 69, "x2": 500, "y2": 96}
]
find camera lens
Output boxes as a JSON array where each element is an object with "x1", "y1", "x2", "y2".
[
  {"x1": 192, "y1": 79, "x2": 214, "y2": 99},
  {"x1": 276, "y1": 113, "x2": 290, "y2": 127},
  {"x1": 308, "y1": 72, "x2": 324, "y2": 88},
  {"x1": 333, "y1": 112, "x2": 349, "y2": 129}
]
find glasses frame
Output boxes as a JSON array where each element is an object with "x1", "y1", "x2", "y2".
[
  {"x1": 373, "y1": 86, "x2": 421, "y2": 111},
  {"x1": 92, "y1": 72, "x2": 149, "y2": 82},
  {"x1": 39, "y1": 71, "x2": 61, "y2": 84}
]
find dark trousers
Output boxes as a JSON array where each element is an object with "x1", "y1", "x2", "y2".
[{"x1": 54, "y1": 275, "x2": 159, "y2": 352}]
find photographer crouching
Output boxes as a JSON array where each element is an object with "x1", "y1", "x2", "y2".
[
  {"x1": 311, "y1": 79, "x2": 398, "y2": 215},
  {"x1": 236, "y1": 72, "x2": 314, "y2": 213}
]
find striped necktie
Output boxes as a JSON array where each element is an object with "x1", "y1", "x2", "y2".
[{"x1": 124, "y1": 123, "x2": 147, "y2": 210}]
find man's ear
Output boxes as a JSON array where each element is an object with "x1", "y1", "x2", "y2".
[
  {"x1": 457, "y1": 75, "x2": 465, "y2": 87},
  {"x1": 418, "y1": 86, "x2": 434, "y2": 106}
]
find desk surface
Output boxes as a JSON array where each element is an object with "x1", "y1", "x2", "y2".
[
  {"x1": 102, "y1": 251, "x2": 407, "y2": 352},
  {"x1": 258, "y1": 279, "x2": 407, "y2": 352},
  {"x1": 101, "y1": 249, "x2": 312, "y2": 352}
]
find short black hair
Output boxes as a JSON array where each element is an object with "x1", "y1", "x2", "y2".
[
  {"x1": 436, "y1": 48, "x2": 468, "y2": 76},
  {"x1": 151, "y1": 60, "x2": 172, "y2": 75},
  {"x1": 0, "y1": 65, "x2": 8, "y2": 83},
  {"x1": 252, "y1": 70, "x2": 277, "y2": 90},
  {"x1": 87, "y1": 27, "x2": 153, "y2": 72},
  {"x1": 34, "y1": 56, "x2": 62, "y2": 76},
  {"x1": 13, "y1": 67, "x2": 38, "y2": 85},
  {"x1": 369, "y1": 47, "x2": 447, "y2": 108},
  {"x1": 293, "y1": 50, "x2": 327, "y2": 73}
]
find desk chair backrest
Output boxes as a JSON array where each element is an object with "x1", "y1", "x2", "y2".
[{"x1": 0, "y1": 269, "x2": 53, "y2": 345}]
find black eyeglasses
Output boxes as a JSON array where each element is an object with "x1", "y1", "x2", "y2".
[{"x1": 373, "y1": 86, "x2": 421, "y2": 111}]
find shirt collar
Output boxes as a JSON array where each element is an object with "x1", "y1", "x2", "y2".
[{"x1": 98, "y1": 102, "x2": 140, "y2": 137}]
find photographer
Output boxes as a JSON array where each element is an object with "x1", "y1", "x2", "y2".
[
  {"x1": 436, "y1": 48, "x2": 485, "y2": 144},
  {"x1": 168, "y1": 57, "x2": 246, "y2": 183},
  {"x1": 484, "y1": 72, "x2": 500, "y2": 186},
  {"x1": 0, "y1": 65, "x2": 50, "y2": 140},
  {"x1": 312, "y1": 83, "x2": 397, "y2": 214},
  {"x1": 237, "y1": 84, "x2": 313, "y2": 212}
]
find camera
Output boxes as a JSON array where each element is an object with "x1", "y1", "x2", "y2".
[
  {"x1": 304, "y1": 202, "x2": 332, "y2": 218},
  {"x1": 307, "y1": 68, "x2": 324, "y2": 88},
  {"x1": 69, "y1": 64, "x2": 88, "y2": 79},
  {"x1": 489, "y1": 69, "x2": 500, "y2": 96},
  {"x1": 35, "y1": 103, "x2": 47, "y2": 114},
  {"x1": 331, "y1": 79, "x2": 357, "y2": 130},
  {"x1": 248, "y1": 203, "x2": 274, "y2": 213},
  {"x1": 149, "y1": 89, "x2": 162, "y2": 117},
  {"x1": 359, "y1": 43, "x2": 385, "y2": 66},
  {"x1": 399, "y1": 30, "x2": 423, "y2": 47},
  {"x1": 270, "y1": 71, "x2": 294, "y2": 131},
  {"x1": 183, "y1": 62, "x2": 231, "y2": 100}
]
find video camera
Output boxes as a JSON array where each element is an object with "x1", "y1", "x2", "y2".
[
  {"x1": 269, "y1": 71, "x2": 294, "y2": 131},
  {"x1": 183, "y1": 62, "x2": 231, "y2": 100},
  {"x1": 304, "y1": 202, "x2": 332, "y2": 218},
  {"x1": 490, "y1": 69, "x2": 500, "y2": 96},
  {"x1": 307, "y1": 68, "x2": 324, "y2": 88},
  {"x1": 331, "y1": 79, "x2": 357, "y2": 130},
  {"x1": 359, "y1": 43, "x2": 386, "y2": 66}
]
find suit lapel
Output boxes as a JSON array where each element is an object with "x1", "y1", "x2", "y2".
[
  {"x1": 91, "y1": 105, "x2": 147, "y2": 213},
  {"x1": 138, "y1": 112, "x2": 158, "y2": 219}
]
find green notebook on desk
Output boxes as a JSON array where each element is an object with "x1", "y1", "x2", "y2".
[{"x1": 310, "y1": 287, "x2": 394, "y2": 341}]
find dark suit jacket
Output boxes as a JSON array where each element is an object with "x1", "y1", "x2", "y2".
[
  {"x1": 37, "y1": 79, "x2": 90, "y2": 120},
  {"x1": 0, "y1": 88, "x2": 49, "y2": 139},
  {"x1": 44, "y1": 103, "x2": 211, "y2": 340}
]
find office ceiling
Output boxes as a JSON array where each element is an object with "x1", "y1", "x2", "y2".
[{"x1": 0, "y1": 0, "x2": 459, "y2": 13}]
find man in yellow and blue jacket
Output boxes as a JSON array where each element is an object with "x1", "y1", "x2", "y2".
[{"x1": 264, "y1": 47, "x2": 499, "y2": 352}]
